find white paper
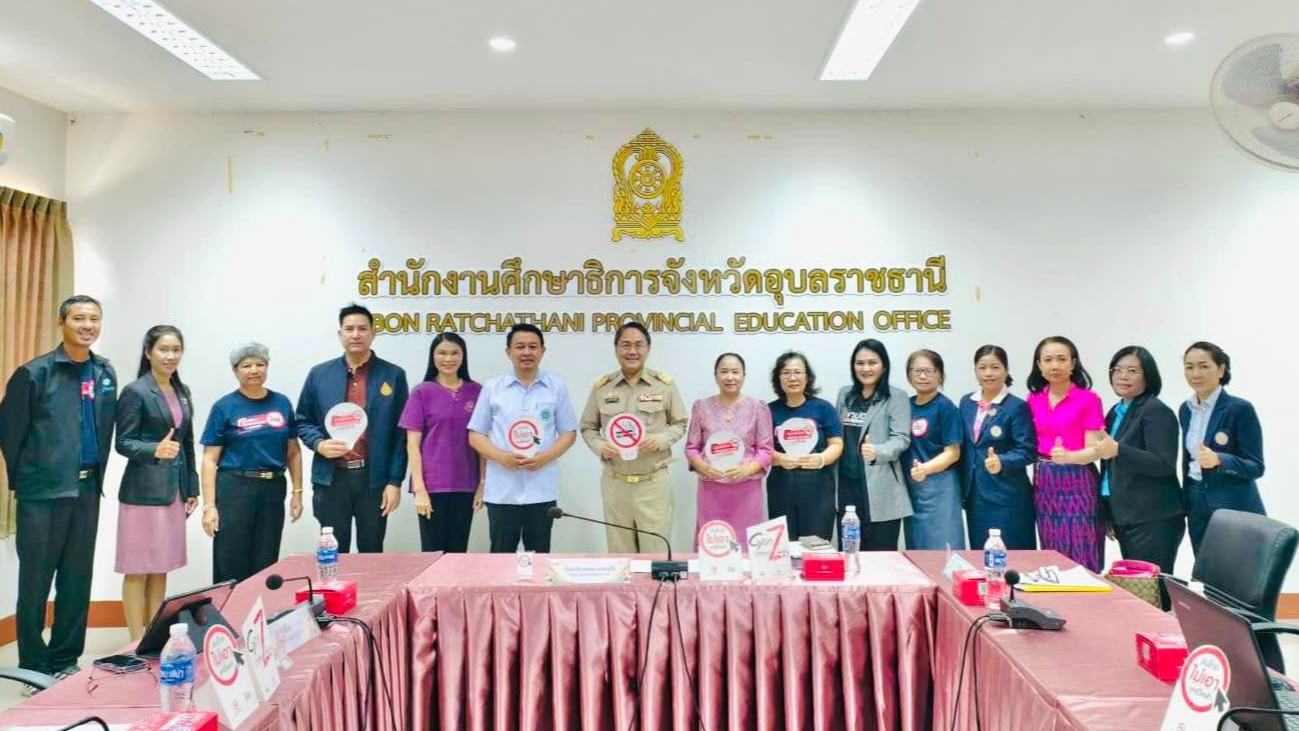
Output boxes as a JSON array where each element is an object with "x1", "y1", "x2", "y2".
[
  {"x1": 324, "y1": 402, "x2": 368, "y2": 449},
  {"x1": 268, "y1": 604, "x2": 320, "y2": 658},
  {"x1": 698, "y1": 520, "x2": 744, "y2": 581},
  {"x1": 516, "y1": 551, "x2": 536, "y2": 581},
  {"x1": 1160, "y1": 645, "x2": 1232, "y2": 731},
  {"x1": 1017, "y1": 565, "x2": 1111, "y2": 590},
  {"x1": 746, "y1": 516, "x2": 793, "y2": 580},
  {"x1": 545, "y1": 558, "x2": 632, "y2": 585},
  {"x1": 703, "y1": 431, "x2": 745, "y2": 471},
  {"x1": 201, "y1": 624, "x2": 260, "y2": 729},
  {"x1": 775, "y1": 418, "x2": 818, "y2": 457},
  {"x1": 240, "y1": 596, "x2": 281, "y2": 703}
]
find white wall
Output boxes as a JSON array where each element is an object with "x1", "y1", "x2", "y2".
[
  {"x1": 0, "y1": 86, "x2": 66, "y2": 200},
  {"x1": 57, "y1": 109, "x2": 1299, "y2": 607},
  {"x1": 0, "y1": 86, "x2": 66, "y2": 622}
]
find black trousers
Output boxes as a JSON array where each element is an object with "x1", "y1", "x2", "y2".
[
  {"x1": 418, "y1": 492, "x2": 476, "y2": 553},
  {"x1": 312, "y1": 467, "x2": 385, "y2": 554},
  {"x1": 15, "y1": 485, "x2": 99, "y2": 673},
  {"x1": 487, "y1": 501, "x2": 555, "y2": 553},
  {"x1": 768, "y1": 471, "x2": 837, "y2": 543},
  {"x1": 213, "y1": 472, "x2": 286, "y2": 584},
  {"x1": 1112, "y1": 510, "x2": 1186, "y2": 609}
]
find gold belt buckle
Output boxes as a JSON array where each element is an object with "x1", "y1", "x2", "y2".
[
  {"x1": 625, "y1": 474, "x2": 642, "y2": 484},
  {"x1": 257, "y1": 471, "x2": 273, "y2": 479}
]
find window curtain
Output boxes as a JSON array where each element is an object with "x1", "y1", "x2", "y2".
[{"x1": 0, "y1": 186, "x2": 76, "y2": 538}]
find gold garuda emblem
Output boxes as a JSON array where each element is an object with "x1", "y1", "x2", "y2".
[{"x1": 611, "y1": 128, "x2": 684, "y2": 242}]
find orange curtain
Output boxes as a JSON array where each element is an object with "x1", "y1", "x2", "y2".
[{"x1": 0, "y1": 186, "x2": 76, "y2": 538}]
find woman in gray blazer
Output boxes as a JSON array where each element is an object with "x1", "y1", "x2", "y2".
[{"x1": 836, "y1": 338, "x2": 912, "y2": 550}]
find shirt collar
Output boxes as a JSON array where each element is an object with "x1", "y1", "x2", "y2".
[
  {"x1": 614, "y1": 370, "x2": 649, "y2": 388},
  {"x1": 509, "y1": 370, "x2": 550, "y2": 390},
  {"x1": 979, "y1": 386, "x2": 1010, "y2": 407},
  {"x1": 1189, "y1": 385, "x2": 1223, "y2": 413},
  {"x1": 344, "y1": 352, "x2": 374, "y2": 376}
]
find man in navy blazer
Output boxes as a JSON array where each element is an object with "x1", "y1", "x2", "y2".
[{"x1": 296, "y1": 304, "x2": 409, "y2": 553}]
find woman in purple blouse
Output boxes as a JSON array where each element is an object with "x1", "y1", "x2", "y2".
[
  {"x1": 399, "y1": 332, "x2": 485, "y2": 553},
  {"x1": 685, "y1": 353, "x2": 774, "y2": 543}
]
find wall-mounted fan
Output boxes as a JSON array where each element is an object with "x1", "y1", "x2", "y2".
[{"x1": 1210, "y1": 33, "x2": 1299, "y2": 172}]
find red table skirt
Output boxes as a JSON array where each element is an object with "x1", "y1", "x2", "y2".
[{"x1": 409, "y1": 553, "x2": 938, "y2": 731}]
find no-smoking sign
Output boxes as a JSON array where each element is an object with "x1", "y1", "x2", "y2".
[{"x1": 605, "y1": 413, "x2": 646, "y2": 461}]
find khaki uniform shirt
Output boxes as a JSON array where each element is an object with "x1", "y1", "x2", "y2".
[{"x1": 580, "y1": 369, "x2": 688, "y2": 477}]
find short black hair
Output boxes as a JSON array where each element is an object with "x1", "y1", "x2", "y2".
[
  {"x1": 338, "y1": 303, "x2": 375, "y2": 327},
  {"x1": 614, "y1": 322, "x2": 651, "y2": 347},
  {"x1": 1108, "y1": 345, "x2": 1162, "y2": 397},
  {"x1": 507, "y1": 323, "x2": 545, "y2": 347},
  {"x1": 849, "y1": 339, "x2": 892, "y2": 399},
  {"x1": 973, "y1": 345, "x2": 1014, "y2": 387},
  {"x1": 1027, "y1": 335, "x2": 1093, "y2": 393},
  {"x1": 59, "y1": 295, "x2": 102, "y2": 320},
  {"x1": 906, "y1": 349, "x2": 946, "y2": 387},
  {"x1": 714, "y1": 352, "x2": 745, "y2": 373},
  {"x1": 770, "y1": 351, "x2": 819, "y2": 400},
  {"x1": 1184, "y1": 341, "x2": 1232, "y2": 386}
]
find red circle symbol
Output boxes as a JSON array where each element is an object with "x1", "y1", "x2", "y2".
[
  {"x1": 608, "y1": 414, "x2": 644, "y2": 448},
  {"x1": 204, "y1": 625, "x2": 241, "y2": 687},
  {"x1": 507, "y1": 419, "x2": 540, "y2": 450},
  {"x1": 1179, "y1": 645, "x2": 1231, "y2": 713}
]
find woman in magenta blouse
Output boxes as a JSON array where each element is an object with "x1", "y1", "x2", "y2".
[
  {"x1": 685, "y1": 353, "x2": 774, "y2": 543},
  {"x1": 399, "y1": 332, "x2": 485, "y2": 553},
  {"x1": 1025, "y1": 336, "x2": 1107, "y2": 572}
]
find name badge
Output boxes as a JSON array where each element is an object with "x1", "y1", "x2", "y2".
[
  {"x1": 638, "y1": 393, "x2": 664, "y2": 403},
  {"x1": 1214, "y1": 431, "x2": 1229, "y2": 446},
  {"x1": 989, "y1": 425, "x2": 1003, "y2": 438}
]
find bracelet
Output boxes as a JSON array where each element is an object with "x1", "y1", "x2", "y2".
[
  {"x1": 203, "y1": 504, "x2": 217, "y2": 512},
  {"x1": 292, "y1": 490, "x2": 303, "y2": 496},
  {"x1": 816, "y1": 454, "x2": 826, "y2": 469}
]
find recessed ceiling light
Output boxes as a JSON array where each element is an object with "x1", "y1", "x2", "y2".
[
  {"x1": 820, "y1": 0, "x2": 922, "y2": 81},
  {"x1": 85, "y1": 0, "x2": 258, "y2": 80},
  {"x1": 488, "y1": 37, "x2": 517, "y2": 53},
  {"x1": 1165, "y1": 31, "x2": 1195, "y2": 46}
]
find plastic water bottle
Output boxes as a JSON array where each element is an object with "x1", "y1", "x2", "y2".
[
  {"x1": 159, "y1": 623, "x2": 196, "y2": 712},
  {"x1": 983, "y1": 528, "x2": 1007, "y2": 612},
  {"x1": 317, "y1": 526, "x2": 339, "y2": 582},
  {"x1": 841, "y1": 506, "x2": 862, "y2": 575}
]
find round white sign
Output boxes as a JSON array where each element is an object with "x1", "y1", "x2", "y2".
[
  {"x1": 507, "y1": 417, "x2": 543, "y2": 457},
  {"x1": 704, "y1": 430, "x2": 745, "y2": 471},
  {"x1": 605, "y1": 413, "x2": 646, "y2": 461},
  {"x1": 324, "y1": 402, "x2": 368, "y2": 449},
  {"x1": 775, "y1": 418, "x2": 818, "y2": 457}
]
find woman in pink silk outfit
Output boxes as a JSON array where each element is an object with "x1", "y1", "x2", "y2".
[{"x1": 685, "y1": 353, "x2": 774, "y2": 545}]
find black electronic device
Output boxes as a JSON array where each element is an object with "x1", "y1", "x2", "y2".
[
  {"x1": 135, "y1": 580, "x2": 236, "y2": 657},
  {"x1": 996, "y1": 569, "x2": 1067, "y2": 631},
  {"x1": 548, "y1": 506, "x2": 689, "y2": 581}
]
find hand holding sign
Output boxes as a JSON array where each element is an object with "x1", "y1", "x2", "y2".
[
  {"x1": 605, "y1": 413, "x2": 646, "y2": 462},
  {"x1": 985, "y1": 447, "x2": 1002, "y2": 475},
  {"x1": 1050, "y1": 436, "x2": 1069, "y2": 465},
  {"x1": 507, "y1": 417, "x2": 543, "y2": 458},
  {"x1": 154, "y1": 428, "x2": 180, "y2": 460},
  {"x1": 324, "y1": 402, "x2": 368, "y2": 450},
  {"x1": 704, "y1": 431, "x2": 745, "y2": 474}
]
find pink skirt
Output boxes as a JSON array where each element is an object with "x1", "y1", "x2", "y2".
[
  {"x1": 694, "y1": 477, "x2": 766, "y2": 549},
  {"x1": 115, "y1": 495, "x2": 188, "y2": 574}
]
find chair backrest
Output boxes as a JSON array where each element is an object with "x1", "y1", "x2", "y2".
[{"x1": 1192, "y1": 509, "x2": 1298, "y2": 619}]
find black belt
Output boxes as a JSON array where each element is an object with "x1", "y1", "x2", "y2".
[
  {"x1": 341, "y1": 459, "x2": 367, "y2": 470},
  {"x1": 222, "y1": 469, "x2": 283, "y2": 480}
]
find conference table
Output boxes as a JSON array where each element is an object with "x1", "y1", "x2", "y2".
[
  {"x1": 0, "y1": 552, "x2": 441, "y2": 731},
  {"x1": 406, "y1": 552, "x2": 938, "y2": 731},
  {"x1": 906, "y1": 550, "x2": 1181, "y2": 731}
]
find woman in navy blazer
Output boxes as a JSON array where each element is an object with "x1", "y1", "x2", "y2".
[
  {"x1": 960, "y1": 345, "x2": 1039, "y2": 550},
  {"x1": 1179, "y1": 342, "x2": 1265, "y2": 554}
]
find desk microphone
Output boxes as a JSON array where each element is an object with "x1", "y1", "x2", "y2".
[
  {"x1": 996, "y1": 569, "x2": 1067, "y2": 630},
  {"x1": 548, "y1": 506, "x2": 689, "y2": 581},
  {"x1": 266, "y1": 573, "x2": 327, "y2": 618}
]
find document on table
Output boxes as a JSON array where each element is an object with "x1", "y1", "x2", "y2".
[{"x1": 1017, "y1": 565, "x2": 1113, "y2": 592}]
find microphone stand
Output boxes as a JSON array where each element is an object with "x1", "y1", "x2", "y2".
[{"x1": 550, "y1": 507, "x2": 688, "y2": 581}]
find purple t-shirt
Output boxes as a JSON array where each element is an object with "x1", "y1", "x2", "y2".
[{"x1": 398, "y1": 380, "x2": 483, "y2": 493}]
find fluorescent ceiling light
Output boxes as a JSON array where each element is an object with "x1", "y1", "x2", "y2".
[
  {"x1": 820, "y1": 0, "x2": 922, "y2": 81},
  {"x1": 488, "y1": 37, "x2": 517, "y2": 53},
  {"x1": 1164, "y1": 31, "x2": 1195, "y2": 46},
  {"x1": 85, "y1": 0, "x2": 259, "y2": 80}
]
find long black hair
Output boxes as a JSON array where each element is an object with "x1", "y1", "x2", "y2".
[
  {"x1": 137, "y1": 325, "x2": 188, "y2": 394},
  {"x1": 1108, "y1": 345, "x2": 1163, "y2": 397},
  {"x1": 423, "y1": 332, "x2": 473, "y2": 383},
  {"x1": 849, "y1": 338, "x2": 892, "y2": 400},
  {"x1": 1027, "y1": 335, "x2": 1092, "y2": 393}
]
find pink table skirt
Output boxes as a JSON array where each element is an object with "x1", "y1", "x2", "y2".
[
  {"x1": 906, "y1": 550, "x2": 1180, "y2": 731},
  {"x1": 0, "y1": 552, "x2": 442, "y2": 731},
  {"x1": 408, "y1": 553, "x2": 938, "y2": 731}
]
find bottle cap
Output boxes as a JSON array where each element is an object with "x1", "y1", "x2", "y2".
[
  {"x1": 169, "y1": 623, "x2": 187, "y2": 636},
  {"x1": 323, "y1": 527, "x2": 334, "y2": 535},
  {"x1": 989, "y1": 528, "x2": 1001, "y2": 536},
  {"x1": 845, "y1": 505, "x2": 856, "y2": 512}
]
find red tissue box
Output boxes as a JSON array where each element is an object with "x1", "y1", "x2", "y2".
[
  {"x1": 1136, "y1": 631, "x2": 1188, "y2": 682},
  {"x1": 297, "y1": 579, "x2": 357, "y2": 615},
  {"x1": 127, "y1": 711, "x2": 219, "y2": 731},
  {"x1": 802, "y1": 552, "x2": 846, "y2": 581},
  {"x1": 952, "y1": 568, "x2": 987, "y2": 607}
]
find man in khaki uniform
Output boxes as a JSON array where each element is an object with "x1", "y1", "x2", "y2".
[{"x1": 580, "y1": 322, "x2": 688, "y2": 553}]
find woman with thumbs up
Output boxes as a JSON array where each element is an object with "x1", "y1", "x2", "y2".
[
  {"x1": 1179, "y1": 341, "x2": 1265, "y2": 554},
  {"x1": 114, "y1": 326, "x2": 200, "y2": 640},
  {"x1": 902, "y1": 350, "x2": 965, "y2": 549},
  {"x1": 1026, "y1": 336, "x2": 1107, "y2": 572},
  {"x1": 959, "y1": 345, "x2": 1038, "y2": 550}
]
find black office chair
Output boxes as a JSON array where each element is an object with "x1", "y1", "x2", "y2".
[
  {"x1": 1192, "y1": 509, "x2": 1299, "y2": 674},
  {"x1": 0, "y1": 665, "x2": 57, "y2": 694}
]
